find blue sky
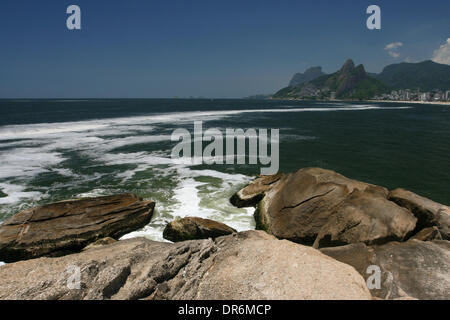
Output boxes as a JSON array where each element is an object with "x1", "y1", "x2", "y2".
[{"x1": 0, "y1": 0, "x2": 449, "y2": 98}]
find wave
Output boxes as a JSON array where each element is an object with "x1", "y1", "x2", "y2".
[
  {"x1": 120, "y1": 166, "x2": 255, "y2": 242},
  {"x1": 0, "y1": 182, "x2": 42, "y2": 205},
  {"x1": 0, "y1": 104, "x2": 410, "y2": 141},
  {"x1": 0, "y1": 103, "x2": 412, "y2": 241},
  {"x1": 0, "y1": 105, "x2": 391, "y2": 182}
]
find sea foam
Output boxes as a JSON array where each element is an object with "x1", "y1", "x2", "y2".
[{"x1": 0, "y1": 104, "x2": 410, "y2": 240}]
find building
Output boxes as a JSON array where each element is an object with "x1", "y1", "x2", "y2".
[{"x1": 420, "y1": 93, "x2": 431, "y2": 101}]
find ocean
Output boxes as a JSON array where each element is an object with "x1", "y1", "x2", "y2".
[{"x1": 0, "y1": 99, "x2": 449, "y2": 242}]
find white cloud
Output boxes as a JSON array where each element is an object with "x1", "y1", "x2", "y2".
[
  {"x1": 389, "y1": 52, "x2": 401, "y2": 58},
  {"x1": 384, "y1": 42, "x2": 403, "y2": 58},
  {"x1": 385, "y1": 42, "x2": 403, "y2": 50},
  {"x1": 432, "y1": 38, "x2": 450, "y2": 65}
]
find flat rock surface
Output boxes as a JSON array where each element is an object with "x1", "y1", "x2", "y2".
[
  {"x1": 0, "y1": 230, "x2": 371, "y2": 300},
  {"x1": 321, "y1": 239, "x2": 450, "y2": 300},
  {"x1": 0, "y1": 194, "x2": 155, "y2": 262}
]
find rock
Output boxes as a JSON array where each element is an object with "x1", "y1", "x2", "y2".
[
  {"x1": 229, "y1": 173, "x2": 284, "y2": 208},
  {"x1": 163, "y1": 217, "x2": 236, "y2": 242},
  {"x1": 435, "y1": 207, "x2": 450, "y2": 240},
  {"x1": 240, "y1": 167, "x2": 416, "y2": 247},
  {"x1": 388, "y1": 188, "x2": 450, "y2": 239},
  {"x1": 0, "y1": 231, "x2": 372, "y2": 300},
  {"x1": 179, "y1": 231, "x2": 370, "y2": 300},
  {"x1": 0, "y1": 194, "x2": 155, "y2": 262},
  {"x1": 320, "y1": 239, "x2": 450, "y2": 300},
  {"x1": 254, "y1": 168, "x2": 383, "y2": 244},
  {"x1": 388, "y1": 189, "x2": 440, "y2": 225},
  {"x1": 313, "y1": 188, "x2": 417, "y2": 248},
  {"x1": 82, "y1": 237, "x2": 117, "y2": 251},
  {"x1": 410, "y1": 227, "x2": 442, "y2": 241}
]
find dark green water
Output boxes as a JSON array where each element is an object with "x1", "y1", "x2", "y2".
[{"x1": 0, "y1": 99, "x2": 449, "y2": 240}]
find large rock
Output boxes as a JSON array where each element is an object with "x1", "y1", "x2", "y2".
[
  {"x1": 0, "y1": 231, "x2": 371, "y2": 300},
  {"x1": 0, "y1": 194, "x2": 155, "y2": 262},
  {"x1": 389, "y1": 188, "x2": 450, "y2": 240},
  {"x1": 236, "y1": 168, "x2": 417, "y2": 246},
  {"x1": 163, "y1": 217, "x2": 236, "y2": 242},
  {"x1": 320, "y1": 239, "x2": 450, "y2": 300},
  {"x1": 229, "y1": 173, "x2": 284, "y2": 208}
]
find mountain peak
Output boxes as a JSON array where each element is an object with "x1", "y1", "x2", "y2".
[
  {"x1": 339, "y1": 59, "x2": 355, "y2": 73},
  {"x1": 274, "y1": 58, "x2": 390, "y2": 100}
]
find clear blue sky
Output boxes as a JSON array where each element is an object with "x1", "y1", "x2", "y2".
[{"x1": 0, "y1": 0, "x2": 449, "y2": 98}]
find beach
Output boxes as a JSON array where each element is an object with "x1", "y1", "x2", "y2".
[{"x1": 367, "y1": 100, "x2": 450, "y2": 106}]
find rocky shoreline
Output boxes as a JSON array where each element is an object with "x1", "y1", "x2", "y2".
[{"x1": 0, "y1": 167, "x2": 448, "y2": 300}]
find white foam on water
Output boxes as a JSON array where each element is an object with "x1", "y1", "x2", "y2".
[
  {"x1": 120, "y1": 225, "x2": 170, "y2": 243},
  {"x1": 0, "y1": 123, "x2": 110, "y2": 140},
  {"x1": 0, "y1": 104, "x2": 409, "y2": 141},
  {"x1": 165, "y1": 167, "x2": 255, "y2": 230},
  {"x1": 0, "y1": 148, "x2": 65, "y2": 180},
  {"x1": 0, "y1": 183, "x2": 42, "y2": 205},
  {"x1": 170, "y1": 176, "x2": 208, "y2": 219},
  {"x1": 0, "y1": 103, "x2": 406, "y2": 183},
  {"x1": 100, "y1": 151, "x2": 174, "y2": 167},
  {"x1": 76, "y1": 189, "x2": 109, "y2": 198},
  {"x1": 0, "y1": 103, "x2": 412, "y2": 238},
  {"x1": 52, "y1": 168, "x2": 75, "y2": 177},
  {"x1": 120, "y1": 166, "x2": 256, "y2": 242}
]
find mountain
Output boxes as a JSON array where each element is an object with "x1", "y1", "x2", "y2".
[
  {"x1": 274, "y1": 59, "x2": 390, "y2": 100},
  {"x1": 375, "y1": 60, "x2": 450, "y2": 91},
  {"x1": 289, "y1": 67, "x2": 326, "y2": 87}
]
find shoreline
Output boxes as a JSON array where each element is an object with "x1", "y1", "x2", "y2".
[
  {"x1": 270, "y1": 97, "x2": 450, "y2": 106},
  {"x1": 366, "y1": 100, "x2": 450, "y2": 106}
]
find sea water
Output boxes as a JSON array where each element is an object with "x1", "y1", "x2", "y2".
[{"x1": 0, "y1": 99, "x2": 449, "y2": 242}]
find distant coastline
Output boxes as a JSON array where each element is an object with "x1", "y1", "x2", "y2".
[
  {"x1": 272, "y1": 60, "x2": 450, "y2": 103},
  {"x1": 367, "y1": 100, "x2": 450, "y2": 106},
  {"x1": 269, "y1": 97, "x2": 450, "y2": 106}
]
